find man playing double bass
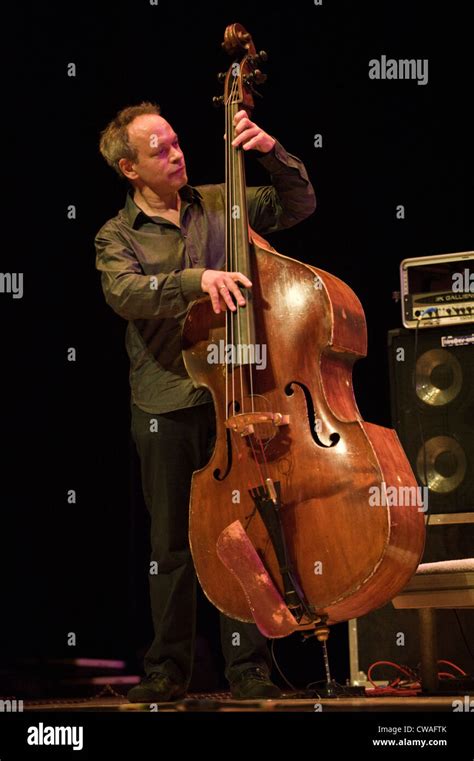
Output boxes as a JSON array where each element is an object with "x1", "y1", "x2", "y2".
[{"x1": 95, "y1": 101, "x2": 316, "y2": 701}]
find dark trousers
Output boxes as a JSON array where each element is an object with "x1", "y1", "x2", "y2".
[{"x1": 130, "y1": 401, "x2": 272, "y2": 687}]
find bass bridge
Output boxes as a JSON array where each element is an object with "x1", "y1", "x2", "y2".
[{"x1": 225, "y1": 411, "x2": 290, "y2": 437}]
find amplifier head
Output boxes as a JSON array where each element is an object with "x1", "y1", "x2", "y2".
[{"x1": 400, "y1": 251, "x2": 473, "y2": 329}]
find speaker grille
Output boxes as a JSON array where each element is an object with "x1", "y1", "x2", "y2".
[{"x1": 388, "y1": 325, "x2": 474, "y2": 516}]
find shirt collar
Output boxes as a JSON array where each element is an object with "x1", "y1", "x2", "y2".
[{"x1": 124, "y1": 184, "x2": 202, "y2": 229}]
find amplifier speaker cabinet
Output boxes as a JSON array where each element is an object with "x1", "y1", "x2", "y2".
[
  {"x1": 349, "y1": 324, "x2": 474, "y2": 685},
  {"x1": 388, "y1": 324, "x2": 473, "y2": 517}
]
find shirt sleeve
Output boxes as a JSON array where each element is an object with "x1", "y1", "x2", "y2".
[
  {"x1": 246, "y1": 139, "x2": 316, "y2": 234},
  {"x1": 94, "y1": 225, "x2": 205, "y2": 321}
]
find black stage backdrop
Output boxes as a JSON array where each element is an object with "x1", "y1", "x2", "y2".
[{"x1": 2, "y1": 0, "x2": 472, "y2": 694}]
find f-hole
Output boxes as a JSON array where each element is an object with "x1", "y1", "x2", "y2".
[
  {"x1": 213, "y1": 400, "x2": 241, "y2": 480},
  {"x1": 285, "y1": 381, "x2": 340, "y2": 448}
]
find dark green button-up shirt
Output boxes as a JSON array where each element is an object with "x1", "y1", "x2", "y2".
[{"x1": 95, "y1": 140, "x2": 316, "y2": 413}]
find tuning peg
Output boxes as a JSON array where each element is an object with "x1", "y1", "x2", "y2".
[
  {"x1": 212, "y1": 95, "x2": 224, "y2": 108},
  {"x1": 253, "y1": 69, "x2": 267, "y2": 85},
  {"x1": 243, "y1": 70, "x2": 267, "y2": 88},
  {"x1": 217, "y1": 72, "x2": 226, "y2": 84},
  {"x1": 248, "y1": 50, "x2": 269, "y2": 68}
]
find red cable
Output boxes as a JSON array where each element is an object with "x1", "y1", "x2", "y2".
[
  {"x1": 367, "y1": 660, "x2": 418, "y2": 688},
  {"x1": 438, "y1": 659, "x2": 467, "y2": 676}
]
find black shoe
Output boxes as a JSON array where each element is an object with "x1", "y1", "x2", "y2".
[
  {"x1": 127, "y1": 673, "x2": 186, "y2": 703},
  {"x1": 230, "y1": 667, "x2": 282, "y2": 699}
]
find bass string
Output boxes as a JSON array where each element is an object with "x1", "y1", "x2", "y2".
[
  {"x1": 229, "y1": 77, "x2": 246, "y2": 415},
  {"x1": 224, "y1": 75, "x2": 272, "y2": 489},
  {"x1": 225, "y1": 78, "x2": 238, "y2": 416}
]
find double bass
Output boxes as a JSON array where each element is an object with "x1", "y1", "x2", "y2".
[{"x1": 182, "y1": 23, "x2": 425, "y2": 641}]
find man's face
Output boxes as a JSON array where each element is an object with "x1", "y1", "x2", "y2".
[{"x1": 121, "y1": 114, "x2": 188, "y2": 193}]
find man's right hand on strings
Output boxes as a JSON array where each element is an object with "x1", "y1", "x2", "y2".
[{"x1": 201, "y1": 270, "x2": 252, "y2": 314}]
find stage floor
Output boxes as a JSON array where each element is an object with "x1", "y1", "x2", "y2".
[{"x1": 22, "y1": 691, "x2": 468, "y2": 712}]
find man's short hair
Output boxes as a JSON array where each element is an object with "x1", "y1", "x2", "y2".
[{"x1": 99, "y1": 102, "x2": 161, "y2": 178}]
